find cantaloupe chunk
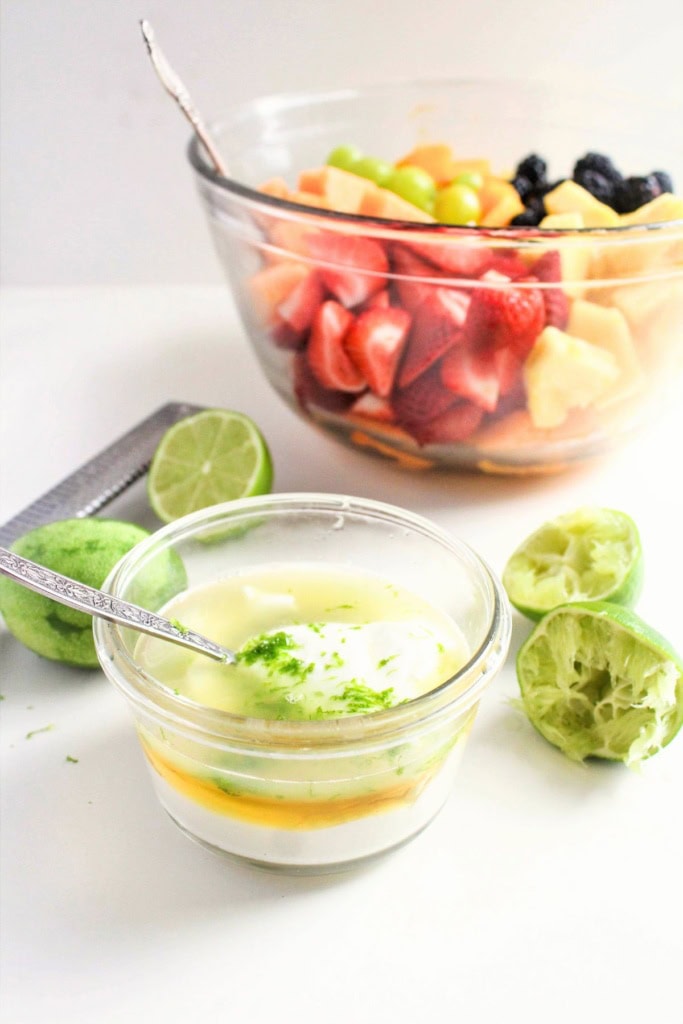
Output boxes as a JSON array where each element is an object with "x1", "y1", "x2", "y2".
[
  {"x1": 359, "y1": 186, "x2": 436, "y2": 222},
  {"x1": 449, "y1": 158, "x2": 491, "y2": 179},
  {"x1": 247, "y1": 261, "x2": 309, "y2": 323},
  {"x1": 478, "y1": 178, "x2": 522, "y2": 217},
  {"x1": 259, "y1": 177, "x2": 291, "y2": 199},
  {"x1": 286, "y1": 190, "x2": 329, "y2": 209},
  {"x1": 297, "y1": 165, "x2": 377, "y2": 213},
  {"x1": 396, "y1": 144, "x2": 490, "y2": 186},
  {"x1": 261, "y1": 220, "x2": 317, "y2": 263},
  {"x1": 396, "y1": 144, "x2": 456, "y2": 185},
  {"x1": 480, "y1": 190, "x2": 525, "y2": 227}
]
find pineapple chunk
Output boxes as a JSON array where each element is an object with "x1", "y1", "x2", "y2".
[
  {"x1": 619, "y1": 192, "x2": 683, "y2": 226},
  {"x1": 567, "y1": 300, "x2": 642, "y2": 405},
  {"x1": 524, "y1": 326, "x2": 620, "y2": 428},
  {"x1": 544, "y1": 180, "x2": 620, "y2": 228},
  {"x1": 538, "y1": 212, "x2": 592, "y2": 291}
]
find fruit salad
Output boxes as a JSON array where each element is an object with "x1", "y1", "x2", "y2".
[{"x1": 233, "y1": 142, "x2": 683, "y2": 472}]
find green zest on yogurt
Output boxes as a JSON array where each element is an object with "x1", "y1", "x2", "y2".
[{"x1": 134, "y1": 563, "x2": 470, "y2": 719}]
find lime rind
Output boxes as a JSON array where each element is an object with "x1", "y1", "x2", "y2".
[
  {"x1": 503, "y1": 506, "x2": 643, "y2": 621},
  {"x1": 0, "y1": 519, "x2": 153, "y2": 667},
  {"x1": 148, "y1": 409, "x2": 273, "y2": 524},
  {"x1": 516, "y1": 601, "x2": 683, "y2": 766}
]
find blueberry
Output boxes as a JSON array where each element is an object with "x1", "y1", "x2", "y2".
[
  {"x1": 573, "y1": 152, "x2": 623, "y2": 186},
  {"x1": 614, "y1": 175, "x2": 660, "y2": 214},
  {"x1": 515, "y1": 154, "x2": 547, "y2": 189},
  {"x1": 574, "y1": 169, "x2": 616, "y2": 207},
  {"x1": 511, "y1": 207, "x2": 544, "y2": 227},
  {"x1": 651, "y1": 170, "x2": 674, "y2": 194},
  {"x1": 511, "y1": 174, "x2": 534, "y2": 201}
]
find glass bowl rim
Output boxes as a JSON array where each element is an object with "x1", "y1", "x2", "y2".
[
  {"x1": 186, "y1": 77, "x2": 683, "y2": 238},
  {"x1": 94, "y1": 492, "x2": 511, "y2": 750}
]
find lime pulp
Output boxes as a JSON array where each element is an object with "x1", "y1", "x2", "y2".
[
  {"x1": 516, "y1": 601, "x2": 683, "y2": 765},
  {"x1": 503, "y1": 506, "x2": 643, "y2": 621}
]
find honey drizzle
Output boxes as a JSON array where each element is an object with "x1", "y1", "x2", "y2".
[{"x1": 141, "y1": 740, "x2": 434, "y2": 830}]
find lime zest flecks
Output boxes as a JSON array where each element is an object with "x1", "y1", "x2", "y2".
[
  {"x1": 65, "y1": 755, "x2": 79, "y2": 764},
  {"x1": 333, "y1": 681, "x2": 397, "y2": 714},
  {"x1": 25, "y1": 724, "x2": 54, "y2": 740},
  {"x1": 237, "y1": 630, "x2": 314, "y2": 686}
]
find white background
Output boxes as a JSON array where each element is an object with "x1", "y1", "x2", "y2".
[
  {"x1": 2, "y1": 5, "x2": 683, "y2": 1021},
  {"x1": 2, "y1": 0, "x2": 683, "y2": 286}
]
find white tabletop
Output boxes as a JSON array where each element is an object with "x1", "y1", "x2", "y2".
[{"x1": 1, "y1": 285, "x2": 682, "y2": 1023}]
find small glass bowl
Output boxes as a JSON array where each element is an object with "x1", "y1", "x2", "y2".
[
  {"x1": 94, "y1": 493, "x2": 511, "y2": 873},
  {"x1": 188, "y1": 79, "x2": 683, "y2": 474}
]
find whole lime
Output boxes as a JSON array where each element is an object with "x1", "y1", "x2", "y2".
[{"x1": 0, "y1": 518, "x2": 186, "y2": 668}]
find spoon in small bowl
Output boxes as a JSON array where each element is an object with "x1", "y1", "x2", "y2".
[
  {"x1": 0, "y1": 545, "x2": 236, "y2": 663},
  {"x1": 139, "y1": 18, "x2": 228, "y2": 177}
]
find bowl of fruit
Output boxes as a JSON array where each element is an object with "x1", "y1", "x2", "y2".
[{"x1": 187, "y1": 79, "x2": 683, "y2": 474}]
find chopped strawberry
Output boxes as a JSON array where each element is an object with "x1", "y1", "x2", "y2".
[
  {"x1": 358, "y1": 288, "x2": 391, "y2": 311},
  {"x1": 411, "y1": 401, "x2": 484, "y2": 445},
  {"x1": 488, "y1": 250, "x2": 529, "y2": 279},
  {"x1": 277, "y1": 270, "x2": 326, "y2": 337},
  {"x1": 402, "y1": 239, "x2": 494, "y2": 277},
  {"x1": 271, "y1": 316, "x2": 305, "y2": 351},
  {"x1": 441, "y1": 346, "x2": 501, "y2": 412},
  {"x1": 389, "y1": 245, "x2": 447, "y2": 312},
  {"x1": 492, "y1": 346, "x2": 523, "y2": 396},
  {"x1": 349, "y1": 391, "x2": 397, "y2": 422},
  {"x1": 397, "y1": 287, "x2": 470, "y2": 388},
  {"x1": 464, "y1": 280, "x2": 545, "y2": 358},
  {"x1": 307, "y1": 300, "x2": 366, "y2": 393},
  {"x1": 541, "y1": 287, "x2": 570, "y2": 330},
  {"x1": 527, "y1": 252, "x2": 569, "y2": 329},
  {"x1": 529, "y1": 250, "x2": 562, "y2": 282},
  {"x1": 392, "y1": 363, "x2": 459, "y2": 430},
  {"x1": 305, "y1": 232, "x2": 388, "y2": 308},
  {"x1": 293, "y1": 353, "x2": 357, "y2": 413},
  {"x1": 345, "y1": 307, "x2": 411, "y2": 397}
]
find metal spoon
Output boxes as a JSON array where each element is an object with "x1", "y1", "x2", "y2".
[
  {"x1": 139, "y1": 19, "x2": 228, "y2": 177},
  {"x1": 0, "y1": 546, "x2": 235, "y2": 664}
]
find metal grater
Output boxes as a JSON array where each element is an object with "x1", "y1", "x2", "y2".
[{"x1": 0, "y1": 402, "x2": 204, "y2": 547}]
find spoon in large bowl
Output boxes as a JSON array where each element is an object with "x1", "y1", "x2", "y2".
[
  {"x1": 139, "y1": 19, "x2": 228, "y2": 177},
  {"x1": 0, "y1": 545, "x2": 235, "y2": 663}
]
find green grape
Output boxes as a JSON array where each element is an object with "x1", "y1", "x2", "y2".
[
  {"x1": 434, "y1": 183, "x2": 482, "y2": 225},
  {"x1": 453, "y1": 170, "x2": 485, "y2": 191},
  {"x1": 352, "y1": 156, "x2": 393, "y2": 186},
  {"x1": 326, "y1": 145, "x2": 363, "y2": 172},
  {"x1": 385, "y1": 165, "x2": 437, "y2": 212}
]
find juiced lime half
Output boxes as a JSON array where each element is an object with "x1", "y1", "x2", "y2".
[
  {"x1": 516, "y1": 601, "x2": 683, "y2": 765},
  {"x1": 147, "y1": 409, "x2": 273, "y2": 523},
  {"x1": 503, "y1": 506, "x2": 643, "y2": 620}
]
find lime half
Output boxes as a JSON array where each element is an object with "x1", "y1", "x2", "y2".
[
  {"x1": 0, "y1": 518, "x2": 161, "y2": 667},
  {"x1": 516, "y1": 601, "x2": 683, "y2": 765},
  {"x1": 147, "y1": 409, "x2": 273, "y2": 523},
  {"x1": 503, "y1": 506, "x2": 643, "y2": 620}
]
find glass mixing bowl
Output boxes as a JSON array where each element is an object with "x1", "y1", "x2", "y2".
[
  {"x1": 187, "y1": 80, "x2": 683, "y2": 474},
  {"x1": 94, "y1": 493, "x2": 511, "y2": 873}
]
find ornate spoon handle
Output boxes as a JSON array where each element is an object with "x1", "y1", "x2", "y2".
[{"x1": 0, "y1": 546, "x2": 235, "y2": 664}]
